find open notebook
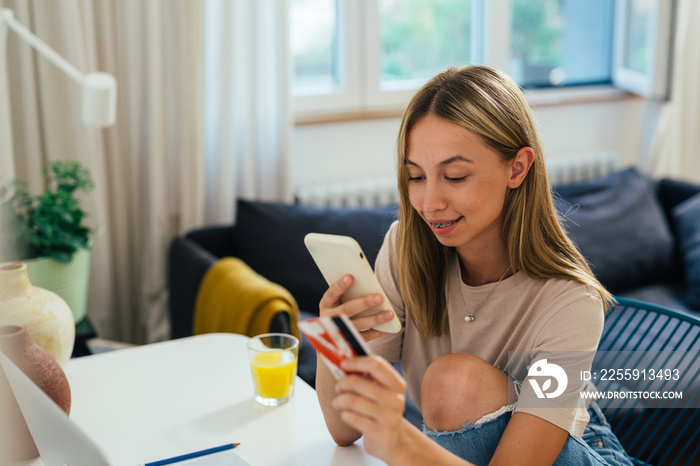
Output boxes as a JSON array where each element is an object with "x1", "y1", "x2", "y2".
[{"x1": 0, "y1": 352, "x2": 248, "y2": 466}]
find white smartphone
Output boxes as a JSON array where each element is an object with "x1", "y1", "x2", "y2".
[{"x1": 304, "y1": 233, "x2": 401, "y2": 333}]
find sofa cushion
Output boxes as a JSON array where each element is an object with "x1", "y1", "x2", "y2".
[
  {"x1": 553, "y1": 168, "x2": 675, "y2": 293},
  {"x1": 672, "y1": 192, "x2": 700, "y2": 310},
  {"x1": 233, "y1": 200, "x2": 398, "y2": 314}
]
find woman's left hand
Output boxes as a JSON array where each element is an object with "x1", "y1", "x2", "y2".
[{"x1": 331, "y1": 355, "x2": 409, "y2": 461}]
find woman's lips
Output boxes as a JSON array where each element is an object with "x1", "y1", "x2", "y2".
[{"x1": 427, "y1": 216, "x2": 463, "y2": 235}]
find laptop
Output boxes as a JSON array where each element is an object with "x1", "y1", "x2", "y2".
[{"x1": 0, "y1": 352, "x2": 248, "y2": 466}]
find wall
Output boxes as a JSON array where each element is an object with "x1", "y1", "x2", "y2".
[{"x1": 290, "y1": 97, "x2": 646, "y2": 193}]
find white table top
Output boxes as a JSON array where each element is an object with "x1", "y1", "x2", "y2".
[{"x1": 27, "y1": 333, "x2": 385, "y2": 466}]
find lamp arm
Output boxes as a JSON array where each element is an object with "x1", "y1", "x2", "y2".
[
  {"x1": 2, "y1": 9, "x2": 85, "y2": 84},
  {"x1": 1, "y1": 8, "x2": 116, "y2": 127}
]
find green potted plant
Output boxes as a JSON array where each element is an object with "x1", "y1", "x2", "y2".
[{"x1": 0, "y1": 160, "x2": 95, "y2": 323}]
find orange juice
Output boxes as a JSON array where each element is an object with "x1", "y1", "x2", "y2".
[{"x1": 250, "y1": 350, "x2": 297, "y2": 399}]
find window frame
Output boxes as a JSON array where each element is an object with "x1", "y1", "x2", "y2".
[
  {"x1": 362, "y1": 0, "x2": 485, "y2": 112},
  {"x1": 612, "y1": 0, "x2": 675, "y2": 101},
  {"x1": 291, "y1": 0, "x2": 673, "y2": 119},
  {"x1": 291, "y1": 0, "x2": 363, "y2": 115}
]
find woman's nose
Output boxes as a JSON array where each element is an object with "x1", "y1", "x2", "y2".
[{"x1": 422, "y1": 180, "x2": 447, "y2": 212}]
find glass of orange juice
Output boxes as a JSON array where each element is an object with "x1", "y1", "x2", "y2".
[{"x1": 247, "y1": 333, "x2": 299, "y2": 406}]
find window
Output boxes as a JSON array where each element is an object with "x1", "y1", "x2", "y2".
[
  {"x1": 289, "y1": 0, "x2": 674, "y2": 117},
  {"x1": 290, "y1": 0, "x2": 361, "y2": 114},
  {"x1": 612, "y1": 0, "x2": 674, "y2": 100},
  {"x1": 290, "y1": 0, "x2": 339, "y2": 94},
  {"x1": 376, "y1": 0, "x2": 475, "y2": 90},
  {"x1": 509, "y1": 0, "x2": 614, "y2": 88}
]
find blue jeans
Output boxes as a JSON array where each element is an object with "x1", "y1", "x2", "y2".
[{"x1": 424, "y1": 400, "x2": 633, "y2": 466}]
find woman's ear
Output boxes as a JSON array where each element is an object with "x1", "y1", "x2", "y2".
[{"x1": 508, "y1": 147, "x2": 535, "y2": 189}]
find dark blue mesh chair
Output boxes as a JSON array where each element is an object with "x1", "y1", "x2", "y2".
[{"x1": 594, "y1": 297, "x2": 700, "y2": 466}]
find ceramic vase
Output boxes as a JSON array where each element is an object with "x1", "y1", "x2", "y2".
[
  {"x1": 0, "y1": 262, "x2": 75, "y2": 367},
  {"x1": 0, "y1": 324, "x2": 72, "y2": 461}
]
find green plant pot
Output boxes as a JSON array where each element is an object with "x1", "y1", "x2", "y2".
[{"x1": 23, "y1": 249, "x2": 91, "y2": 323}]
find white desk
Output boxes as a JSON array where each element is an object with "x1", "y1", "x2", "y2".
[{"x1": 29, "y1": 333, "x2": 385, "y2": 466}]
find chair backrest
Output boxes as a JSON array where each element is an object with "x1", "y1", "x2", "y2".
[{"x1": 595, "y1": 297, "x2": 700, "y2": 466}]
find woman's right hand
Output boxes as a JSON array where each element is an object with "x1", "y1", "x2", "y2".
[{"x1": 319, "y1": 274, "x2": 395, "y2": 342}]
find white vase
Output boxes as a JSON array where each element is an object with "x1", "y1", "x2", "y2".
[{"x1": 0, "y1": 262, "x2": 75, "y2": 367}]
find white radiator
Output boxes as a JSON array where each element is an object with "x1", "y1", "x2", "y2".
[
  {"x1": 294, "y1": 151, "x2": 620, "y2": 208},
  {"x1": 546, "y1": 150, "x2": 620, "y2": 185},
  {"x1": 295, "y1": 177, "x2": 400, "y2": 208}
]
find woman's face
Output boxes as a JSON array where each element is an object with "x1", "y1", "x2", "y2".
[{"x1": 405, "y1": 114, "x2": 513, "y2": 256}]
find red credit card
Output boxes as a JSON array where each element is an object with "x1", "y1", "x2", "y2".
[{"x1": 298, "y1": 315, "x2": 373, "y2": 379}]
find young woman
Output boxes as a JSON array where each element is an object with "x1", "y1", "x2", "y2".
[{"x1": 315, "y1": 65, "x2": 632, "y2": 465}]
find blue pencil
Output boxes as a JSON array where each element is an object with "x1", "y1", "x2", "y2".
[{"x1": 142, "y1": 442, "x2": 240, "y2": 466}]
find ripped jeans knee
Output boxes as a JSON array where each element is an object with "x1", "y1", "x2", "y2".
[{"x1": 422, "y1": 379, "x2": 631, "y2": 466}]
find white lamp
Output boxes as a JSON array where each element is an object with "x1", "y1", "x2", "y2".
[{"x1": 0, "y1": 8, "x2": 117, "y2": 177}]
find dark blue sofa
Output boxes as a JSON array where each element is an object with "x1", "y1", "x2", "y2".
[{"x1": 168, "y1": 167, "x2": 700, "y2": 390}]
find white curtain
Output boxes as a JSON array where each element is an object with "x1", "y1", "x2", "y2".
[
  {"x1": 1, "y1": 0, "x2": 119, "y2": 339},
  {"x1": 1, "y1": 0, "x2": 291, "y2": 344},
  {"x1": 1, "y1": 0, "x2": 206, "y2": 344},
  {"x1": 90, "y1": 0, "x2": 207, "y2": 343},
  {"x1": 204, "y1": 0, "x2": 292, "y2": 224},
  {"x1": 649, "y1": 0, "x2": 700, "y2": 183}
]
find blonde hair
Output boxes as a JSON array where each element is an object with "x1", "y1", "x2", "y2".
[{"x1": 396, "y1": 65, "x2": 614, "y2": 337}]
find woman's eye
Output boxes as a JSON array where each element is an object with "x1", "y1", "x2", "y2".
[
  {"x1": 446, "y1": 176, "x2": 467, "y2": 183},
  {"x1": 407, "y1": 175, "x2": 424, "y2": 182}
]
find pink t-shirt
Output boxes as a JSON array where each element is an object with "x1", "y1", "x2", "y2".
[{"x1": 368, "y1": 221, "x2": 604, "y2": 437}]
